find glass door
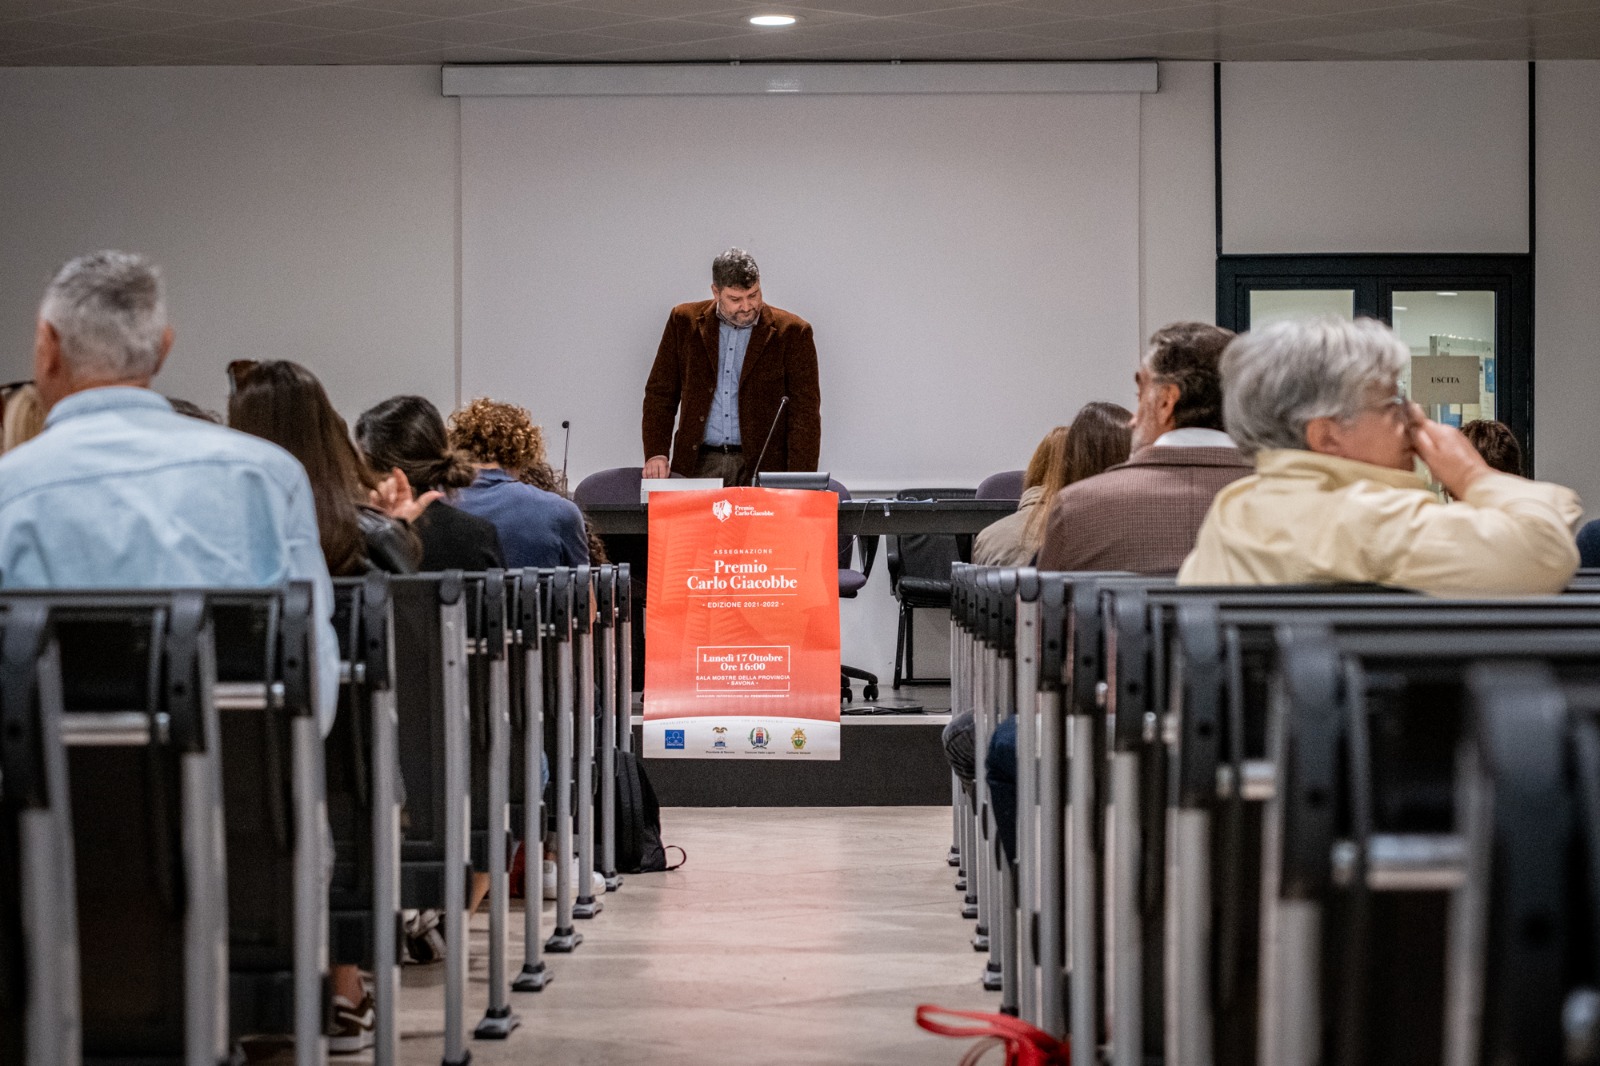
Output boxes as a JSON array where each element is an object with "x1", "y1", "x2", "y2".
[
  {"x1": 1391, "y1": 290, "x2": 1497, "y2": 428},
  {"x1": 1217, "y1": 254, "x2": 1533, "y2": 469}
]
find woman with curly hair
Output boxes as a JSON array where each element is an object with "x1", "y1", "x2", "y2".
[{"x1": 448, "y1": 397, "x2": 588, "y2": 568}]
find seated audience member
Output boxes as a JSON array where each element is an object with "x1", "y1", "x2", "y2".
[
  {"x1": 1179, "y1": 317, "x2": 1581, "y2": 594},
  {"x1": 1461, "y1": 418, "x2": 1524, "y2": 476},
  {"x1": 973, "y1": 402, "x2": 1133, "y2": 567},
  {"x1": 355, "y1": 395, "x2": 506, "y2": 572},
  {"x1": 228, "y1": 358, "x2": 421, "y2": 1049},
  {"x1": 229, "y1": 360, "x2": 423, "y2": 578},
  {"x1": 2, "y1": 381, "x2": 45, "y2": 452},
  {"x1": 448, "y1": 398, "x2": 588, "y2": 568},
  {"x1": 1036, "y1": 323, "x2": 1250, "y2": 573},
  {"x1": 0, "y1": 256, "x2": 356, "y2": 1034},
  {"x1": 1579, "y1": 521, "x2": 1600, "y2": 569},
  {"x1": 0, "y1": 251, "x2": 339, "y2": 731}
]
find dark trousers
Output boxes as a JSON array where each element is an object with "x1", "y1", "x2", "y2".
[
  {"x1": 941, "y1": 711, "x2": 1018, "y2": 864},
  {"x1": 694, "y1": 447, "x2": 746, "y2": 486}
]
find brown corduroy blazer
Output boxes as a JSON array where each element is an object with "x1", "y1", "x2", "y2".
[
  {"x1": 1035, "y1": 445, "x2": 1254, "y2": 574},
  {"x1": 641, "y1": 300, "x2": 822, "y2": 478}
]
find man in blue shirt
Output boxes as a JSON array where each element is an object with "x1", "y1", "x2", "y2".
[
  {"x1": 641, "y1": 248, "x2": 822, "y2": 484},
  {"x1": 0, "y1": 250, "x2": 340, "y2": 733}
]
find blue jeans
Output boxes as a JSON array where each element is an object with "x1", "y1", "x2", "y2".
[{"x1": 987, "y1": 717, "x2": 1018, "y2": 865}]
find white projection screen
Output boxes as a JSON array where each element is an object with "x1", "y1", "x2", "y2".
[{"x1": 460, "y1": 87, "x2": 1142, "y2": 487}]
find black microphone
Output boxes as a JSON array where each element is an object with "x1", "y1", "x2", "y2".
[
  {"x1": 749, "y1": 396, "x2": 788, "y2": 487},
  {"x1": 559, "y1": 420, "x2": 571, "y2": 496}
]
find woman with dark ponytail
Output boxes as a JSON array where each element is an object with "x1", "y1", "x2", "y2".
[{"x1": 355, "y1": 395, "x2": 505, "y2": 572}]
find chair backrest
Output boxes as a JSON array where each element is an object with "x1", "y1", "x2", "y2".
[
  {"x1": 891, "y1": 488, "x2": 976, "y2": 591},
  {"x1": 52, "y1": 595, "x2": 220, "y2": 1064},
  {"x1": 574, "y1": 467, "x2": 686, "y2": 507},
  {"x1": 390, "y1": 573, "x2": 466, "y2": 910},
  {"x1": 464, "y1": 570, "x2": 509, "y2": 867},
  {"x1": 211, "y1": 588, "x2": 317, "y2": 1038},
  {"x1": 573, "y1": 466, "x2": 641, "y2": 507},
  {"x1": 828, "y1": 478, "x2": 854, "y2": 570},
  {"x1": 975, "y1": 470, "x2": 1025, "y2": 501}
]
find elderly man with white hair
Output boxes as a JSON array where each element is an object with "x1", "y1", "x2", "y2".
[
  {"x1": 0, "y1": 250, "x2": 340, "y2": 731},
  {"x1": 1179, "y1": 316, "x2": 1581, "y2": 595}
]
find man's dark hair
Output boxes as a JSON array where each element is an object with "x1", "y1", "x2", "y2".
[
  {"x1": 711, "y1": 248, "x2": 760, "y2": 290},
  {"x1": 1144, "y1": 322, "x2": 1236, "y2": 431},
  {"x1": 166, "y1": 397, "x2": 221, "y2": 424},
  {"x1": 1461, "y1": 419, "x2": 1524, "y2": 477}
]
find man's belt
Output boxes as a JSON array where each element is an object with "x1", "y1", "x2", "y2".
[{"x1": 699, "y1": 442, "x2": 742, "y2": 454}]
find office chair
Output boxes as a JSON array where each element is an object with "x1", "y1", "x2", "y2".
[
  {"x1": 830, "y1": 478, "x2": 880, "y2": 702},
  {"x1": 887, "y1": 487, "x2": 974, "y2": 688},
  {"x1": 976, "y1": 469, "x2": 1025, "y2": 501}
]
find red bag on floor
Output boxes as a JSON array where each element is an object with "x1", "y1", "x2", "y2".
[{"x1": 915, "y1": 1005, "x2": 1069, "y2": 1066}]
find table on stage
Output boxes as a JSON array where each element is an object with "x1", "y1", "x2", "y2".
[{"x1": 584, "y1": 498, "x2": 1020, "y2": 537}]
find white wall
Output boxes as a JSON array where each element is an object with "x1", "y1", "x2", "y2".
[
  {"x1": 459, "y1": 90, "x2": 1144, "y2": 488},
  {"x1": 0, "y1": 66, "x2": 458, "y2": 419},
  {"x1": 1221, "y1": 62, "x2": 1529, "y2": 255},
  {"x1": 1535, "y1": 62, "x2": 1600, "y2": 519},
  {"x1": 1140, "y1": 62, "x2": 1217, "y2": 342}
]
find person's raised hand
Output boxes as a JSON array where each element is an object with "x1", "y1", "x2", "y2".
[
  {"x1": 371, "y1": 467, "x2": 442, "y2": 524},
  {"x1": 1409, "y1": 406, "x2": 1494, "y2": 499},
  {"x1": 642, "y1": 455, "x2": 670, "y2": 480}
]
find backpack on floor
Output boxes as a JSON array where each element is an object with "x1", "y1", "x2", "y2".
[{"x1": 614, "y1": 749, "x2": 683, "y2": 874}]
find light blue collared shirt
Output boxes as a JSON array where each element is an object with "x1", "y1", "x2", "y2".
[
  {"x1": 0, "y1": 387, "x2": 340, "y2": 733},
  {"x1": 703, "y1": 319, "x2": 752, "y2": 446}
]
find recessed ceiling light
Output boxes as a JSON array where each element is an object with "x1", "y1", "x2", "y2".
[
  {"x1": 1437, "y1": 291, "x2": 1458, "y2": 297},
  {"x1": 750, "y1": 14, "x2": 797, "y2": 26},
  {"x1": 1393, "y1": 305, "x2": 1408, "y2": 311}
]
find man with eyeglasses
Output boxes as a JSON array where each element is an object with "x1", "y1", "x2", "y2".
[
  {"x1": 1179, "y1": 316, "x2": 1582, "y2": 594},
  {"x1": 1036, "y1": 321, "x2": 1252, "y2": 574}
]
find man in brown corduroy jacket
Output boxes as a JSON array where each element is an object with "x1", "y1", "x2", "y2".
[
  {"x1": 641, "y1": 248, "x2": 821, "y2": 485},
  {"x1": 1036, "y1": 321, "x2": 1252, "y2": 574}
]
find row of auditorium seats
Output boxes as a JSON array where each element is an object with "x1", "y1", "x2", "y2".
[
  {"x1": 0, "y1": 564, "x2": 634, "y2": 1066},
  {"x1": 947, "y1": 564, "x2": 1600, "y2": 1066}
]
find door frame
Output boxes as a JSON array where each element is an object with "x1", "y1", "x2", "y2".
[{"x1": 1216, "y1": 253, "x2": 1535, "y2": 471}]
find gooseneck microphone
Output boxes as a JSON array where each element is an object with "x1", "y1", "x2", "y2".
[
  {"x1": 749, "y1": 396, "x2": 789, "y2": 487},
  {"x1": 559, "y1": 420, "x2": 571, "y2": 496}
]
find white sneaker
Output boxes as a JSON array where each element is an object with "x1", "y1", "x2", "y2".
[
  {"x1": 542, "y1": 858, "x2": 607, "y2": 900},
  {"x1": 329, "y1": 992, "x2": 375, "y2": 1054}
]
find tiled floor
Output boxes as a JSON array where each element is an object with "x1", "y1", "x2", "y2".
[{"x1": 396, "y1": 806, "x2": 997, "y2": 1066}]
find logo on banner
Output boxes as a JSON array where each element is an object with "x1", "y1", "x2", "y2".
[
  {"x1": 712, "y1": 499, "x2": 733, "y2": 522},
  {"x1": 791, "y1": 728, "x2": 807, "y2": 750},
  {"x1": 749, "y1": 726, "x2": 770, "y2": 749},
  {"x1": 712, "y1": 726, "x2": 729, "y2": 749},
  {"x1": 665, "y1": 729, "x2": 685, "y2": 750}
]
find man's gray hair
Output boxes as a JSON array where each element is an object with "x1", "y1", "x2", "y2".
[
  {"x1": 1222, "y1": 316, "x2": 1409, "y2": 457},
  {"x1": 39, "y1": 250, "x2": 168, "y2": 380},
  {"x1": 711, "y1": 248, "x2": 760, "y2": 290}
]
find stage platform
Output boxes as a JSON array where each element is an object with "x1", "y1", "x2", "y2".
[{"x1": 632, "y1": 688, "x2": 954, "y2": 807}]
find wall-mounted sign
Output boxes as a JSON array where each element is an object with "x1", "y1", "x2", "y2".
[{"x1": 1410, "y1": 356, "x2": 1482, "y2": 406}]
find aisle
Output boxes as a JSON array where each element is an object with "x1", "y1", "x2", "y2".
[{"x1": 402, "y1": 806, "x2": 999, "y2": 1066}]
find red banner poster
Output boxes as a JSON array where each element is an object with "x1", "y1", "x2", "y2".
[{"x1": 643, "y1": 487, "x2": 841, "y2": 760}]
